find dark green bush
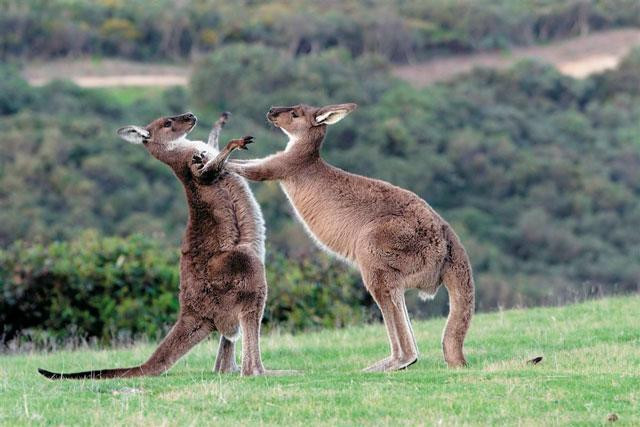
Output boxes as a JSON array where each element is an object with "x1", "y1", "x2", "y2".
[
  {"x1": 0, "y1": 64, "x2": 33, "y2": 115},
  {"x1": 0, "y1": 231, "x2": 180, "y2": 344},
  {"x1": 0, "y1": 232, "x2": 370, "y2": 345}
]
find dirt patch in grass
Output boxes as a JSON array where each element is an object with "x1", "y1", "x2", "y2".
[
  {"x1": 23, "y1": 59, "x2": 190, "y2": 88},
  {"x1": 393, "y1": 28, "x2": 640, "y2": 86}
]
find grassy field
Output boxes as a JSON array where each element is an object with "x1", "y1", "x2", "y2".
[
  {"x1": 1, "y1": 296, "x2": 638, "y2": 426},
  {"x1": 87, "y1": 86, "x2": 168, "y2": 107}
]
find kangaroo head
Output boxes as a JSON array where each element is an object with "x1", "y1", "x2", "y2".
[
  {"x1": 266, "y1": 103, "x2": 357, "y2": 149},
  {"x1": 117, "y1": 112, "x2": 198, "y2": 164}
]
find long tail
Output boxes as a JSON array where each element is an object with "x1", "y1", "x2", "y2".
[
  {"x1": 37, "y1": 366, "x2": 147, "y2": 380},
  {"x1": 440, "y1": 225, "x2": 475, "y2": 367},
  {"x1": 38, "y1": 314, "x2": 213, "y2": 380}
]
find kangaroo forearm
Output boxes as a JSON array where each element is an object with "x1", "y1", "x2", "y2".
[
  {"x1": 229, "y1": 159, "x2": 285, "y2": 181},
  {"x1": 207, "y1": 127, "x2": 221, "y2": 149},
  {"x1": 207, "y1": 112, "x2": 230, "y2": 149},
  {"x1": 196, "y1": 146, "x2": 234, "y2": 181}
]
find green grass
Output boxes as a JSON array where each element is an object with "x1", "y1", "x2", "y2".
[
  {"x1": 1, "y1": 296, "x2": 638, "y2": 426},
  {"x1": 88, "y1": 87, "x2": 165, "y2": 107}
]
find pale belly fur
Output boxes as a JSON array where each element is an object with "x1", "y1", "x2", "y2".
[{"x1": 279, "y1": 182, "x2": 357, "y2": 266}]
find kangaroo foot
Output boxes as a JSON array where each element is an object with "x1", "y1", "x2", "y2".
[
  {"x1": 241, "y1": 367, "x2": 302, "y2": 377},
  {"x1": 214, "y1": 361, "x2": 240, "y2": 374},
  {"x1": 263, "y1": 369, "x2": 302, "y2": 376},
  {"x1": 443, "y1": 343, "x2": 467, "y2": 368},
  {"x1": 444, "y1": 356, "x2": 467, "y2": 368},
  {"x1": 241, "y1": 365, "x2": 264, "y2": 376},
  {"x1": 363, "y1": 355, "x2": 417, "y2": 372},
  {"x1": 362, "y1": 356, "x2": 392, "y2": 372}
]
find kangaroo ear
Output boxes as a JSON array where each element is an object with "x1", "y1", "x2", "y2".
[
  {"x1": 314, "y1": 103, "x2": 358, "y2": 125},
  {"x1": 117, "y1": 126, "x2": 150, "y2": 144}
]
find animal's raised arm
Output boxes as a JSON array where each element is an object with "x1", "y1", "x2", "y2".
[
  {"x1": 226, "y1": 154, "x2": 290, "y2": 181},
  {"x1": 192, "y1": 136, "x2": 254, "y2": 183},
  {"x1": 207, "y1": 111, "x2": 231, "y2": 150}
]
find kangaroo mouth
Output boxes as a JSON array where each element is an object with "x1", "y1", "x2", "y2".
[
  {"x1": 266, "y1": 113, "x2": 278, "y2": 125},
  {"x1": 267, "y1": 117, "x2": 281, "y2": 129}
]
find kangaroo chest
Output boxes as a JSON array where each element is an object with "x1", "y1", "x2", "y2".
[
  {"x1": 184, "y1": 174, "x2": 265, "y2": 261},
  {"x1": 279, "y1": 180, "x2": 356, "y2": 263}
]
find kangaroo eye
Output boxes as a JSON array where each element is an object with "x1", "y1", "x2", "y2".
[
  {"x1": 163, "y1": 120, "x2": 172, "y2": 128},
  {"x1": 291, "y1": 111, "x2": 299, "y2": 118}
]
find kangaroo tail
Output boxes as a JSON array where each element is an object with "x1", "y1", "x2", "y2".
[
  {"x1": 38, "y1": 315, "x2": 214, "y2": 380},
  {"x1": 440, "y1": 225, "x2": 475, "y2": 367},
  {"x1": 37, "y1": 366, "x2": 148, "y2": 380}
]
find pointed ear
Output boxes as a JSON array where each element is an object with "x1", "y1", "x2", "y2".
[
  {"x1": 116, "y1": 126, "x2": 150, "y2": 144},
  {"x1": 314, "y1": 103, "x2": 358, "y2": 125}
]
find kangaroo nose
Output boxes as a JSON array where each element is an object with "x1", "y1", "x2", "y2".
[
  {"x1": 268, "y1": 108, "x2": 275, "y2": 114},
  {"x1": 183, "y1": 112, "x2": 195, "y2": 120}
]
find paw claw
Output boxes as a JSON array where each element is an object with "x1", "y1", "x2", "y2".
[{"x1": 228, "y1": 136, "x2": 255, "y2": 151}]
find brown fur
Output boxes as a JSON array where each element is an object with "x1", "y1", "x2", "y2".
[
  {"x1": 38, "y1": 112, "x2": 272, "y2": 379},
  {"x1": 229, "y1": 103, "x2": 475, "y2": 371}
]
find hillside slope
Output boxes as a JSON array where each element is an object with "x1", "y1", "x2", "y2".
[
  {"x1": 22, "y1": 29, "x2": 640, "y2": 88},
  {"x1": 1, "y1": 296, "x2": 638, "y2": 425}
]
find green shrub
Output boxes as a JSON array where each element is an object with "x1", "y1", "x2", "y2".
[
  {"x1": 0, "y1": 64, "x2": 33, "y2": 115},
  {"x1": 0, "y1": 231, "x2": 180, "y2": 344},
  {"x1": 0, "y1": 232, "x2": 370, "y2": 345}
]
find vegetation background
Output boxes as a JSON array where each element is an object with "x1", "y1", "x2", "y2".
[{"x1": 1, "y1": 0, "x2": 639, "y2": 347}]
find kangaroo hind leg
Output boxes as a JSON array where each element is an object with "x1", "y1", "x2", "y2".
[
  {"x1": 139, "y1": 314, "x2": 214, "y2": 376},
  {"x1": 214, "y1": 334, "x2": 240, "y2": 374},
  {"x1": 363, "y1": 270, "x2": 419, "y2": 372}
]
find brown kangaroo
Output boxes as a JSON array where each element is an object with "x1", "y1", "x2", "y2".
[
  {"x1": 39, "y1": 112, "x2": 276, "y2": 379},
  {"x1": 228, "y1": 103, "x2": 475, "y2": 371}
]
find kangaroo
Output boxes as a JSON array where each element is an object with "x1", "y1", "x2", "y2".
[
  {"x1": 39, "y1": 112, "x2": 275, "y2": 379},
  {"x1": 228, "y1": 103, "x2": 475, "y2": 371}
]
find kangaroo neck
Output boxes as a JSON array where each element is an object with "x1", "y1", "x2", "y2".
[{"x1": 280, "y1": 129, "x2": 327, "y2": 179}]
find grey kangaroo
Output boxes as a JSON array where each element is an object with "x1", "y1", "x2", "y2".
[
  {"x1": 39, "y1": 112, "x2": 276, "y2": 378},
  {"x1": 228, "y1": 103, "x2": 475, "y2": 371}
]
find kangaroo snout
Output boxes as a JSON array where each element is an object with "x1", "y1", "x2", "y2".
[
  {"x1": 267, "y1": 107, "x2": 291, "y2": 121},
  {"x1": 168, "y1": 112, "x2": 197, "y2": 124},
  {"x1": 181, "y1": 112, "x2": 197, "y2": 122}
]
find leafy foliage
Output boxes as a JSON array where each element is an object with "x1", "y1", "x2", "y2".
[
  {"x1": 2, "y1": 0, "x2": 639, "y2": 62},
  {"x1": 1, "y1": 232, "x2": 180, "y2": 344},
  {"x1": 0, "y1": 232, "x2": 367, "y2": 344}
]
